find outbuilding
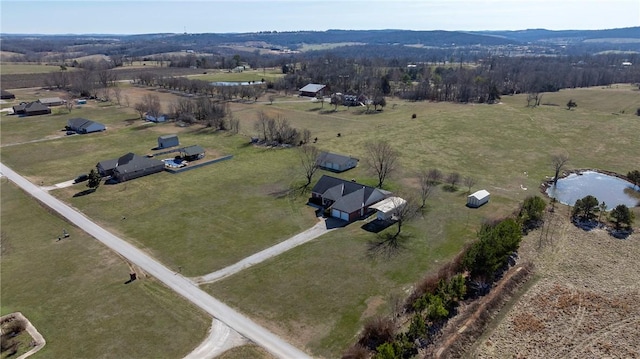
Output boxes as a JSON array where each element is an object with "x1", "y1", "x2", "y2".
[
  {"x1": 38, "y1": 97, "x2": 65, "y2": 106},
  {"x1": 467, "y1": 190, "x2": 490, "y2": 208},
  {"x1": 317, "y1": 151, "x2": 358, "y2": 172},
  {"x1": 67, "y1": 118, "x2": 106, "y2": 134},
  {"x1": 1, "y1": 90, "x2": 15, "y2": 99},
  {"x1": 12, "y1": 102, "x2": 51, "y2": 116},
  {"x1": 299, "y1": 83, "x2": 326, "y2": 97},
  {"x1": 369, "y1": 197, "x2": 407, "y2": 221},
  {"x1": 158, "y1": 134, "x2": 179, "y2": 149}
]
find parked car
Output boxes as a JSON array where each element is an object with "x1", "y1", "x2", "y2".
[{"x1": 74, "y1": 174, "x2": 89, "y2": 183}]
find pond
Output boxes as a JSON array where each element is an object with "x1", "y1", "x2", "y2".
[{"x1": 546, "y1": 171, "x2": 639, "y2": 209}]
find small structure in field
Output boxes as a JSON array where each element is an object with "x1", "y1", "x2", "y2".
[
  {"x1": 317, "y1": 151, "x2": 358, "y2": 172},
  {"x1": 299, "y1": 83, "x2": 326, "y2": 97},
  {"x1": 1, "y1": 90, "x2": 15, "y2": 99},
  {"x1": 145, "y1": 113, "x2": 168, "y2": 123},
  {"x1": 180, "y1": 145, "x2": 205, "y2": 161},
  {"x1": 67, "y1": 118, "x2": 106, "y2": 134},
  {"x1": 158, "y1": 134, "x2": 179, "y2": 149},
  {"x1": 467, "y1": 190, "x2": 490, "y2": 208},
  {"x1": 38, "y1": 97, "x2": 65, "y2": 106}
]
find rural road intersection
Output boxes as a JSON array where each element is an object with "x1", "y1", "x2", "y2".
[{"x1": 1, "y1": 163, "x2": 313, "y2": 359}]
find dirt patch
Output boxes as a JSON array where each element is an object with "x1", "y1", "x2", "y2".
[
  {"x1": 360, "y1": 296, "x2": 386, "y2": 320},
  {"x1": 473, "y1": 210, "x2": 640, "y2": 358}
]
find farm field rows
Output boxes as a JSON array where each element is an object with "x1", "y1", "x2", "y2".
[{"x1": 1, "y1": 81, "x2": 639, "y2": 358}]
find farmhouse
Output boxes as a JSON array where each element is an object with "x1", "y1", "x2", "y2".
[
  {"x1": 1, "y1": 90, "x2": 15, "y2": 99},
  {"x1": 180, "y1": 145, "x2": 205, "y2": 161},
  {"x1": 12, "y1": 102, "x2": 51, "y2": 116},
  {"x1": 311, "y1": 175, "x2": 389, "y2": 222},
  {"x1": 96, "y1": 153, "x2": 164, "y2": 182},
  {"x1": 317, "y1": 151, "x2": 358, "y2": 172},
  {"x1": 38, "y1": 97, "x2": 65, "y2": 106},
  {"x1": 67, "y1": 118, "x2": 106, "y2": 134},
  {"x1": 369, "y1": 196, "x2": 408, "y2": 221},
  {"x1": 299, "y1": 83, "x2": 326, "y2": 97},
  {"x1": 158, "y1": 134, "x2": 179, "y2": 149},
  {"x1": 467, "y1": 190, "x2": 490, "y2": 208}
]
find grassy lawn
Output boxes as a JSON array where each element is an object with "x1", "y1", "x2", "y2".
[
  {"x1": 2, "y1": 83, "x2": 639, "y2": 357},
  {"x1": 0, "y1": 63, "x2": 78, "y2": 75},
  {"x1": 188, "y1": 68, "x2": 284, "y2": 83},
  {"x1": 218, "y1": 345, "x2": 275, "y2": 359},
  {"x1": 0, "y1": 181, "x2": 210, "y2": 359}
]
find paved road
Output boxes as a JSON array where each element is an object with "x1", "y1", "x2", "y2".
[
  {"x1": 194, "y1": 219, "x2": 339, "y2": 284},
  {"x1": 1, "y1": 163, "x2": 312, "y2": 359}
]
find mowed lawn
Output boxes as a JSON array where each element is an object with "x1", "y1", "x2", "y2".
[
  {"x1": 2, "y1": 83, "x2": 639, "y2": 357},
  {"x1": 0, "y1": 63, "x2": 78, "y2": 75},
  {"x1": 0, "y1": 181, "x2": 210, "y2": 359}
]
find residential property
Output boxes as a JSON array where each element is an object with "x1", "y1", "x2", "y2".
[
  {"x1": 67, "y1": 118, "x2": 106, "y2": 134},
  {"x1": 299, "y1": 83, "x2": 326, "y2": 97},
  {"x1": 96, "y1": 153, "x2": 164, "y2": 182},
  {"x1": 38, "y1": 97, "x2": 65, "y2": 106},
  {"x1": 12, "y1": 102, "x2": 51, "y2": 116},
  {"x1": 180, "y1": 145, "x2": 205, "y2": 161},
  {"x1": 467, "y1": 190, "x2": 490, "y2": 208},
  {"x1": 317, "y1": 151, "x2": 358, "y2": 172},
  {"x1": 369, "y1": 196, "x2": 408, "y2": 221},
  {"x1": 158, "y1": 134, "x2": 179, "y2": 149},
  {"x1": 1, "y1": 90, "x2": 15, "y2": 99},
  {"x1": 311, "y1": 175, "x2": 389, "y2": 222}
]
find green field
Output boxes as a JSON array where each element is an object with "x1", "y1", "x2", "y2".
[
  {"x1": 2, "y1": 83, "x2": 639, "y2": 357},
  {"x1": 0, "y1": 181, "x2": 210, "y2": 358},
  {"x1": 0, "y1": 63, "x2": 77, "y2": 75},
  {"x1": 188, "y1": 68, "x2": 285, "y2": 83}
]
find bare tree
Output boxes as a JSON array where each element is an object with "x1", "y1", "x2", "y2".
[
  {"x1": 63, "y1": 95, "x2": 74, "y2": 113},
  {"x1": 268, "y1": 95, "x2": 276, "y2": 105},
  {"x1": 229, "y1": 117, "x2": 240, "y2": 134},
  {"x1": 133, "y1": 102, "x2": 146, "y2": 120},
  {"x1": 365, "y1": 140, "x2": 399, "y2": 188},
  {"x1": 392, "y1": 196, "x2": 418, "y2": 237},
  {"x1": 463, "y1": 176, "x2": 477, "y2": 193},
  {"x1": 427, "y1": 168, "x2": 443, "y2": 184},
  {"x1": 112, "y1": 86, "x2": 122, "y2": 106},
  {"x1": 418, "y1": 170, "x2": 436, "y2": 208},
  {"x1": 446, "y1": 172, "x2": 461, "y2": 190},
  {"x1": 142, "y1": 94, "x2": 161, "y2": 119},
  {"x1": 299, "y1": 145, "x2": 320, "y2": 188},
  {"x1": 551, "y1": 153, "x2": 569, "y2": 185},
  {"x1": 124, "y1": 94, "x2": 130, "y2": 108}
]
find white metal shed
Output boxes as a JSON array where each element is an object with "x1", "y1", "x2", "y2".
[
  {"x1": 467, "y1": 190, "x2": 490, "y2": 208},
  {"x1": 369, "y1": 196, "x2": 407, "y2": 220}
]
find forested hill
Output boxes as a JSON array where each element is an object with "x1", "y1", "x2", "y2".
[{"x1": 471, "y1": 27, "x2": 640, "y2": 43}]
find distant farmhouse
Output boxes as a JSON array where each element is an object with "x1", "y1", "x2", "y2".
[
  {"x1": 38, "y1": 97, "x2": 65, "y2": 106},
  {"x1": 311, "y1": 175, "x2": 389, "y2": 222},
  {"x1": 299, "y1": 83, "x2": 326, "y2": 97},
  {"x1": 12, "y1": 102, "x2": 51, "y2": 116},
  {"x1": 67, "y1": 118, "x2": 106, "y2": 134},
  {"x1": 317, "y1": 151, "x2": 358, "y2": 172},
  {"x1": 158, "y1": 134, "x2": 179, "y2": 149},
  {"x1": 1, "y1": 90, "x2": 15, "y2": 100},
  {"x1": 97, "y1": 153, "x2": 164, "y2": 182}
]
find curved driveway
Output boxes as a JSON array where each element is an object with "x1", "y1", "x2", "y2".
[{"x1": 0, "y1": 163, "x2": 311, "y2": 359}]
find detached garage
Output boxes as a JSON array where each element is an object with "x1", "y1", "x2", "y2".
[
  {"x1": 370, "y1": 197, "x2": 407, "y2": 220},
  {"x1": 158, "y1": 134, "x2": 179, "y2": 149},
  {"x1": 467, "y1": 190, "x2": 490, "y2": 208},
  {"x1": 67, "y1": 118, "x2": 106, "y2": 134}
]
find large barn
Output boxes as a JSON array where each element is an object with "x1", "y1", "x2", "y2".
[
  {"x1": 311, "y1": 175, "x2": 389, "y2": 222},
  {"x1": 97, "y1": 153, "x2": 164, "y2": 182},
  {"x1": 299, "y1": 83, "x2": 326, "y2": 97}
]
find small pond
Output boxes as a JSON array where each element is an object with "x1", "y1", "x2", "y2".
[{"x1": 546, "y1": 171, "x2": 639, "y2": 208}]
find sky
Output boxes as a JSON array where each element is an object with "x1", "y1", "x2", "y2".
[{"x1": 1, "y1": 0, "x2": 639, "y2": 35}]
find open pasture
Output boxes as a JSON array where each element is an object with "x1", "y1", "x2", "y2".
[{"x1": 1, "y1": 83, "x2": 639, "y2": 357}]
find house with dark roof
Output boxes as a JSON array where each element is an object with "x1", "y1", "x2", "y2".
[
  {"x1": 299, "y1": 83, "x2": 326, "y2": 97},
  {"x1": 12, "y1": 102, "x2": 51, "y2": 116},
  {"x1": 317, "y1": 151, "x2": 358, "y2": 172},
  {"x1": 67, "y1": 118, "x2": 106, "y2": 134},
  {"x1": 311, "y1": 175, "x2": 389, "y2": 222},
  {"x1": 1, "y1": 90, "x2": 15, "y2": 100},
  {"x1": 96, "y1": 153, "x2": 164, "y2": 182}
]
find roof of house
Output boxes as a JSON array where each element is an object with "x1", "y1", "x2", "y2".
[
  {"x1": 12, "y1": 103, "x2": 27, "y2": 112},
  {"x1": 299, "y1": 83, "x2": 326, "y2": 93},
  {"x1": 312, "y1": 175, "x2": 389, "y2": 213},
  {"x1": 369, "y1": 197, "x2": 407, "y2": 213},
  {"x1": 159, "y1": 134, "x2": 178, "y2": 140},
  {"x1": 469, "y1": 190, "x2": 490, "y2": 200},
  {"x1": 317, "y1": 151, "x2": 358, "y2": 166},
  {"x1": 113, "y1": 153, "x2": 164, "y2": 175},
  {"x1": 24, "y1": 102, "x2": 51, "y2": 113},
  {"x1": 181, "y1": 145, "x2": 205, "y2": 156},
  {"x1": 1, "y1": 90, "x2": 15, "y2": 98},
  {"x1": 68, "y1": 118, "x2": 104, "y2": 131}
]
